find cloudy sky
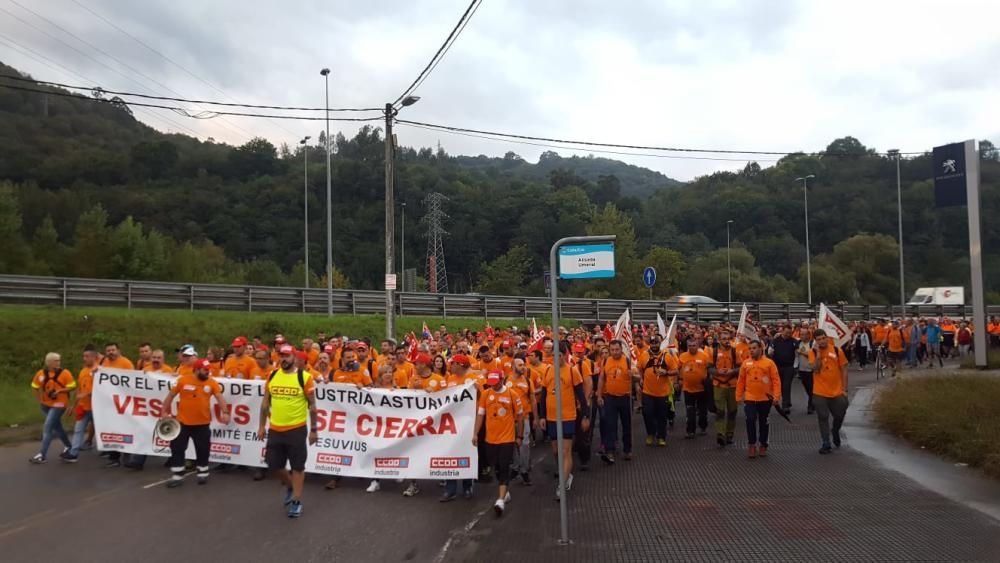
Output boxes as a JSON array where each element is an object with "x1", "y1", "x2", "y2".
[{"x1": 1, "y1": 0, "x2": 998, "y2": 180}]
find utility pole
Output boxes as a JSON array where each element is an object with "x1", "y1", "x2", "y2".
[
  {"x1": 385, "y1": 103, "x2": 396, "y2": 340},
  {"x1": 320, "y1": 68, "x2": 333, "y2": 316},
  {"x1": 889, "y1": 149, "x2": 905, "y2": 316},
  {"x1": 796, "y1": 175, "x2": 816, "y2": 304},
  {"x1": 301, "y1": 136, "x2": 311, "y2": 288}
]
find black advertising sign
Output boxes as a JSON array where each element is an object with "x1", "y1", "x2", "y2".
[{"x1": 933, "y1": 142, "x2": 967, "y2": 207}]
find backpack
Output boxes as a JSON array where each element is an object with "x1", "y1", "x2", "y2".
[{"x1": 41, "y1": 368, "x2": 65, "y2": 398}]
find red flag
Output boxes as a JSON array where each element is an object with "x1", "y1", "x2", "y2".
[
  {"x1": 406, "y1": 332, "x2": 420, "y2": 362},
  {"x1": 485, "y1": 322, "x2": 495, "y2": 340},
  {"x1": 603, "y1": 322, "x2": 614, "y2": 342},
  {"x1": 528, "y1": 318, "x2": 546, "y2": 353}
]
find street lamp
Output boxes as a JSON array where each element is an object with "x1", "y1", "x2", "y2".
[
  {"x1": 320, "y1": 68, "x2": 332, "y2": 316},
  {"x1": 385, "y1": 95, "x2": 421, "y2": 341},
  {"x1": 888, "y1": 149, "x2": 905, "y2": 316},
  {"x1": 400, "y1": 202, "x2": 406, "y2": 276},
  {"x1": 795, "y1": 175, "x2": 816, "y2": 304},
  {"x1": 726, "y1": 219, "x2": 734, "y2": 303},
  {"x1": 300, "y1": 136, "x2": 311, "y2": 288}
]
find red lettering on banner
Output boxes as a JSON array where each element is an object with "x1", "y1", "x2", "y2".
[
  {"x1": 328, "y1": 411, "x2": 346, "y2": 433},
  {"x1": 398, "y1": 418, "x2": 417, "y2": 438},
  {"x1": 415, "y1": 416, "x2": 435, "y2": 436},
  {"x1": 112, "y1": 395, "x2": 163, "y2": 417},
  {"x1": 384, "y1": 417, "x2": 401, "y2": 438},
  {"x1": 357, "y1": 414, "x2": 373, "y2": 436},
  {"x1": 439, "y1": 413, "x2": 457, "y2": 435},
  {"x1": 113, "y1": 394, "x2": 131, "y2": 414}
]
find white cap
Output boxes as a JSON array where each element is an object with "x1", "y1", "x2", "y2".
[{"x1": 179, "y1": 344, "x2": 197, "y2": 357}]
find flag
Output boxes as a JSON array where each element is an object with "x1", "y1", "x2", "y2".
[
  {"x1": 656, "y1": 313, "x2": 667, "y2": 341},
  {"x1": 736, "y1": 304, "x2": 759, "y2": 343},
  {"x1": 663, "y1": 314, "x2": 678, "y2": 352},
  {"x1": 612, "y1": 309, "x2": 637, "y2": 364},
  {"x1": 818, "y1": 303, "x2": 852, "y2": 347},
  {"x1": 485, "y1": 322, "x2": 495, "y2": 340},
  {"x1": 528, "y1": 318, "x2": 546, "y2": 353},
  {"x1": 405, "y1": 332, "x2": 420, "y2": 361},
  {"x1": 421, "y1": 322, "x2": 432, "y2": 340},
  {"x1": 602, "y1": 322, "x2": 614, "y2": 342}
]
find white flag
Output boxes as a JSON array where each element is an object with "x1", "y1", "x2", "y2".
[
  {"x1": 736, "y1": 304, "x2": 759, "y2": 343},
  {"x1": 656, "y1": 313, "x2": 667, "y2": 340},
  {"x1": 612, "y1": 309, "x2": 637, "y2": 364},
  {"x1": 818, "y1": 303, "x2": 852, "y2": 347},
  {"x1": 658, "y1": 313, "x2": 678, "y2": 352}
]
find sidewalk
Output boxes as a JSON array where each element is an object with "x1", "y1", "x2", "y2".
[{"x1": 443, "y1": 364, "x2": 1000, "y2": 562}]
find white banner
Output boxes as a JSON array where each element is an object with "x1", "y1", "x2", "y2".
[
  {"x1": 92, "y1": 369, "x2": 479, "y2": 479},
  {"x1": 818, "y1": 303, "x2": 853, "y2": 348}
]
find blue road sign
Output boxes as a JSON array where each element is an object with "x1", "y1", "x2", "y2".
[{"x1": 643, "y1": 266, "x2": 656, "y2": 288}]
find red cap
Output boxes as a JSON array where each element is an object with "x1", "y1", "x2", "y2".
[
  {"x1": 295, "y1": 351, "x2": 309, "y2": 361},
  {"x1": 501, "y1": 339, "x2": 512, "y2": 348},
  {"x1": 486, "y1": 370, "x2": 502, "y2": 385},
  {"x1": 450, "y1": 354, "x2": 471, "y2": 367},
  {"x1": 278, "y1": 344, "x2": 294, "y2": 355},
  {"x1": 231, "y1": 336, "x2": 248, "y2": 347},
  {"x1": 275, "y1": 335, "x2": 287, "y2": 344},
  {"x1": 356, "y1": 342, "x2": 368, "y2": 351},
  {"x1": 413, "y1": 353, "x2": 433, "y2": 366},
  {"x1": 193, "y1": 358, "x2": 211, "y2": 371},
  {"x1": 323, "y1": 344, "x2": 335, "y2": 354},
  {"x1": 572, "y1": 342, "x2": 587, "y2": 353},
  {"x1": 257, "y1": 344, "x2": 269, "y2": 352}
]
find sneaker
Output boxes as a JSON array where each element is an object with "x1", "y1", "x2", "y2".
[
  {"x1": 657, "y1": 439, "x2": 667, "y2": 447},
  {"x1": 716, "y1": 434, "x2": 726, "y2": 447},
  {"x1": 166, "y1": 478, "x2": 183, "y2": 489},
  {"x1": 283, "y1": 487, "x2": 294, "y2": 506},
  {"x1": 29, "y1": 454, "x2": 46, "y2": 464},
  {"x1": 403, "y1": 483, "x2": 420, "y2": 497},
  {"x1": 747, "y1": 446, "x2": 758, "y2": 459},
  {"x1": 493, "y1": 498, "x2": 505, "y2": 516},
  {"x1": 324, "y1": 479, "x2": 338, "y2": 490},
  {"x1": 252, "y1": 469, "x2": 266, "y2": 481},
  {"x1": 521, "y1": 472, "x2": 533, "y2": 486},
  {"x1": 104, "y1": 459, "x2": 121, "y2": 469},
  {"x1": 287, "y1": 500, "x2": 303, "y2": 519},
  {"x1": 645, "y1": 436, "x2": 654, "y2": 446},
  {"x1": 60, "y1": 451, "x2": 78, "y2": 463},
  {"x1": 565, "y1": 473, "x2": 574, "y2": 491},
  {"x1": 819, "y1": 444, "x2": 833, "y2": 455},
  {"x1": 758, "y1": 446, "x2": 768, "y2": 457},
  {"x1": 504, "y1": 492, "x2": 511, "y2": 503},
  {"x1": 439, "y1": 493, "x2": 456, "y2": 503},
  {"x1": 463, "y1": 488, "x2": 474, "y2": 500},
  {"x1": 366, "y1": 480, "x2": 381, "y2": 493},
  {"x1": 600, "y1": 452, "x2": 615, "y2": 465}
]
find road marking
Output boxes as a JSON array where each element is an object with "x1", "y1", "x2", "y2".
[
  {"x1": 0, "y1": 508, "x2": 55, "y2": 533},
  {"x1": 433, "y1": 506, "x2": 490, "y2": 563},
  {"x1": 0, "y1": 525, "x2": 27, "y2": 539},
  {"x1": 142, "y1": 473, "x2": 190, "y2": 489}
]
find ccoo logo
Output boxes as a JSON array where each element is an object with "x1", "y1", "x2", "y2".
[
  {"x1": 430, "y1": 457, "x2": 470, "y2": 468},
  {"x1": 375, "y1": 457, "x2": 410, "y2": 468}
]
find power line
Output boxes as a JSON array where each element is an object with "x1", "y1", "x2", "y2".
[
  {"x1": 0, "y1": 82, "x2": 384, "y2": 122},
  {"x1": 397, "y1": 119, "x2": 927, "y2": 158},
  {"x1": 5, "y1": 0, "x2": 252, "y2": 141},
  {"x1": 407, "y1": 0, "x2": 483, "y2": 98},
  {"x1": 0, "y1": 73, "x2": 379, "y2": 112},
  {"x1": 392, "y1": 0, "x2": 481, "y2": 106}
]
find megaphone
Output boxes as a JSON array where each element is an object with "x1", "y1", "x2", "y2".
[{"x1": 155, "y1": 416, "x2": 181, "y2": 442}]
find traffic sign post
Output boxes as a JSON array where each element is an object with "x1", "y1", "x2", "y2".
[
  {"x1": 643, "y1": 266, "x2": 656, "y2": 300},
  {"x1": 549, "y1": 235, "x2": 616, "y2": 546}
]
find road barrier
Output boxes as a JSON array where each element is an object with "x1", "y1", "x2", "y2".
[{"x1": 0, "y1": 274, "x2": 991, "y2": 323}]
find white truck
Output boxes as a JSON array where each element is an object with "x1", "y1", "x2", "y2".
[{"x1": 907, "y1": 287, "x2": 964, "y2": 306}]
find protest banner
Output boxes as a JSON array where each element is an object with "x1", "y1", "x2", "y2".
[{"x1": 92, "y1": 369, "x2": 479, "y2": 479}]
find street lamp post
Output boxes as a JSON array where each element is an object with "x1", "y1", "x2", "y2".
[
  {"x1": 320, "y1": 68, "x2": 332, "y2": 316},
  {"x1": 300, "y1": 136, "x2": 311, "y2": 288},
  {"x1": 400, "y1": 202, "x2": 406, "y2": 277},
  {"x1": 796, "y1": 175, "x2": 816, "y2": 304},
  {"x1": 726, "y1": 219, "x2": 734, "y2": 303},
  {"x1": 889, "y1": 149, "x2": 905, "y2": 316},
  {"x1": 385, "y1": 96, "x2": 420, "y2": 341}
]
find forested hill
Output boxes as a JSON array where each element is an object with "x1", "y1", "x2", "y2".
[{"x1": 1, "y1": 61, "x2": 999, "y2": 304}]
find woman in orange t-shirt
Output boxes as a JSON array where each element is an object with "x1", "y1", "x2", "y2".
[{"x1": 30, "y1": 352, "x2": 76, "y2": 464}]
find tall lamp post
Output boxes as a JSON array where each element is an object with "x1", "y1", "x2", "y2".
[
  {"x1": 795, "y1": 175, "x2": 816, "y2": 304},
  {"x1": 726, "y1": 219, "x2": 734, "y2": 303},
  {"x1": 385, "y1": 96, "x2": 420, "y2": 341},
  {"x1": 300, "y1": 136, "x2": 311, "y2": 288},
  {"x1": 888, "y1": 149, "x2": 905, "y2": 316},
  {"x1": 320, "y1": 68, "x2": 333, "y2": 316},
  {"x1": 400, "y1": 202, "x2": 406, "y2": 278}
]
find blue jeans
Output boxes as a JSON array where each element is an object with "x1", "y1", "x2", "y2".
[
  {"x1": 444, "y1": 479, "x2": 473, "y2": 497},
  {"x1": 40, "y1": 405, "x2": 71, "y2": 458},
  {"x1": 69, "y1": 410, "x2": 93, "y2": 456}
]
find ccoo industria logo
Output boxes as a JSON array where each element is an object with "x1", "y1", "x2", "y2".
[
  {"x1": 375, "y1": 457, "x2": 410, "y2": 469},
  {"x1": 210, "y1": 443, "x2": 241, "y2": 455},
  {"x1": 316, "y1": 452, "x2": 353, "y2": 466},
  {"x1": 101, "y1": 432, "x2": 134, "y2": 444},
  {"x1": 430, "y1": 457, "x2": 470, "y2": 469}
]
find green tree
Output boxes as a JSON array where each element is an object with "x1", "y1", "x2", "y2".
[
  {"x1": 30, "y1": 215, "x2": 64, "y2": 275},
  {"x1": 69, "y1": 204, "x2": 112, "y2": 278},
  {"x1": 641, "y1": 246, "x2": 684, "y2": 298},
  {"x1": 0, "y1": 182, "x2": 32, "y2": 273},
  {"x1": 475, "y1": 245, "x2": 535, "y2": 296}
]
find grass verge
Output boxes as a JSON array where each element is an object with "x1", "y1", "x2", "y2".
[
  {"x1": 960, "y1": 349, "x2": 1000, "y2": 369},
  {"x1": 0, "y1": 304, "x2": 540, "y2": 429},
  {"x1": 873, "y1": 374, "x2": 1000, "y2": 479}
]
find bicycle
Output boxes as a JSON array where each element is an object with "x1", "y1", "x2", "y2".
[{"x1": 874, "y1": 346, "x2": 887, "y2": 380}]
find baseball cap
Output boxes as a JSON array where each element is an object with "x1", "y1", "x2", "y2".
[
  {"x1": 274, "y1": 334, "x2": 287, "y2": 344},
  {"x1": 179, "y1": 344, "x2": 197, "y2": 357},
  {"x1": 323, "y1": 344, "x2": 335, "y2": 354},
  {"x1": 193, "y1": 358, "x2": 211, "y2": 370},
  {"x1": 486, "y1": 370, "x2": 502, "y2": 385},
  {"x1": 413, "y1": 353, "x2": 433, "y2": 366},
  {"x1": 356, "y1": 342, "x2": 369, "y2": 351},
  {"x1": 450, "y1": 354, "x2": 471, "y2": 367},
  {"x1": 231, "y1": 336, "x2": 248, "y2": 347},
  {"x1": 295, "y1": 350, "x2": 309, "y2": 361},
  {"x1": 278, "y1": 344, "x2": 294, "y2": 355},
  {"x1": 501, "y1": 339, "x2": 512, "y2": 348},
  {"x1": 572, "y1": 342, "x2": 587, "y2": 353}
]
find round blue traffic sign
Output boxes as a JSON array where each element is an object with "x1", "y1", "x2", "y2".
[{"x1": 643, "y1": 266, "x2": 656, "y2": 288}]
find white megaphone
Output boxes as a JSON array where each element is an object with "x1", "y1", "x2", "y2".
[{"x1": 154, "y1": 416, "x2": 181, "y2": 442}]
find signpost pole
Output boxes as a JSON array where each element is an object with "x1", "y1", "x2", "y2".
[
  {"x1": 963, "y1": 141, "x2": 988, "y2": 367},
  {"x1": 549, "y1": 234, "x2": 616, "y2": 546}
]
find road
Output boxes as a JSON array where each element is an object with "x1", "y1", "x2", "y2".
[{"x1": 3, "y1": 363, "x2": 1000, "y2": 562}]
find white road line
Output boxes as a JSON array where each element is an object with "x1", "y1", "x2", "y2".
[
  {"x1": 142, "y1": 472, "x2": 190, "y2": 489},
  {"x1": 433, "y1": 506, "x2": 490, "y2": 563}
]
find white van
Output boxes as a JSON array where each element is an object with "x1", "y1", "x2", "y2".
[{"x1": 906, "y1": 287, "x2": 964, "y2": 306}]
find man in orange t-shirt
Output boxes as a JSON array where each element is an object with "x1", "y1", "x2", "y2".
[
  {"x1": 537, "y1": 342, "x2": 588, "y2": 502},
  {"x1": 330, "y1": 349, "x2": 373, "y2": 388},
  {"x1": 100, "y1": 342, "x2": 134, "y2": 370},
  {"x1": 248, "y1": 348, "x2": 274, "y2": 381},
  {"x1": 65, "y1": 344, "x2": 99, "y2": 461},
  {"x1": 596, "y1": 339, "x2": 636, "y2": 464},
  {"x1": 678, "y1": 335, "x2": 713, "y2": 438},
  {"x1": 736, "y1": 340, "x2": 781, "y2": 458},
  {"x1": 223, "y1": 337, "x2": 255, "y2": 378},
  {"x1": 809, "y1": 329, "x2": 849, "y2": 454},
  {"x1": 640, "y1": 339, "x2": 676, "y2": 447},
  {"x1": 30, "y1": 352, "x2": 76, "y2": 464},
  {"x1": 473, "y1": 370, "x2": 524, "y2": 516},
  {"x1": 162, "y1": 358, "x2": 229, "y2": 487}
]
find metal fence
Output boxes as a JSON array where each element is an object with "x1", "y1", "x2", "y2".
[{"x1": 0, "y1": 274, "x2": 992, "y2": 323}]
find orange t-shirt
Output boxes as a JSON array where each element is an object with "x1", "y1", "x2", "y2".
[
  {"x1": 409, "y1": 373, "x2": 446, "y2": 392},
  {"x1": 988, "y1": 323, "x2": 1000, "y2": 336},
  {"x1": 223, "y1": 354, "x2": 255, "y2": 379},
  {"x1": 872, "y1": 325, "x2": 889, "y2": 346},
  {"x1": 248, "y1": 363, "x2": 274, "y2": 381},
  {"x1": 601, "y1": 355, "x2": 632, "y2": 397},
  {"x1": 887, "y1": 329, "x2": 905, "y2": 353},
  {"x1": 172, "y1": 374, "x2": 222, "y2": 426},
  {"x1": 678, "y1": 350, "x2": 712, "y2": 393},
  {"x1": 477, "y1": 386, "x2": 523, "y2": 444},
  {"x1": 445, "y1": 372, "x2": 479, "y2": 389},
  {"x1": 809, "y1": 346, "x2": 848, "y2": 398},
  {"x1": 100, "y1": 356, "x2": 134, "y2": 370},
  {"x1": 307, "y1": 348, "x2": 320, "y2": 368},
  {"x1": 32, "y1": 369, "x2": 76, "y2": 408},
  {"x1": 76, "y1": 366, "x2": 95, "y2": 411},
  {"x1": 713, "y1": 346, "x2": 739, "y2": 388},
  {"x1": 393, "y1": 362, "x2": 415, "y2": 389},
  {"x1": 507, "y1": 371, "x2": 535, "y2": 413},
  {"x1": 541, "y1": 364, "x2": 583, "y2": 421},
  {"x1": 309, "y1": 367, "x2": 333, "y2": 383},
  {"x1": 736, "y1": 357, "x2": 781, "y2": 403},
  {"x1": 642, "y1": 354, "x2": 677, "y2": 398},
  {"x1": 146, "y1": 363, "x2": 174, "y2": 374},
  {"x1": 499, "y1": 355, "x2": 515, "y2": 376},
  {"x1": 331, "y1": 368, "x2": 372, "y2": 387},
  {"x1": 175, "y1": 364, "x2": 194, "y2": 378}
]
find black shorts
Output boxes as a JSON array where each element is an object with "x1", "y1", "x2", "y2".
[
  {"x1": 266, "y1": 426, "x2": 308, "y2": 471},
  {"x1": 485, "y1": 442, "x2": 515, "y2": 484}
]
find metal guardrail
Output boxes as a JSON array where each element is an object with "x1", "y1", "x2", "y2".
[{"x1": 0, "y1": 274, "x2": 993, "y2": 323}]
